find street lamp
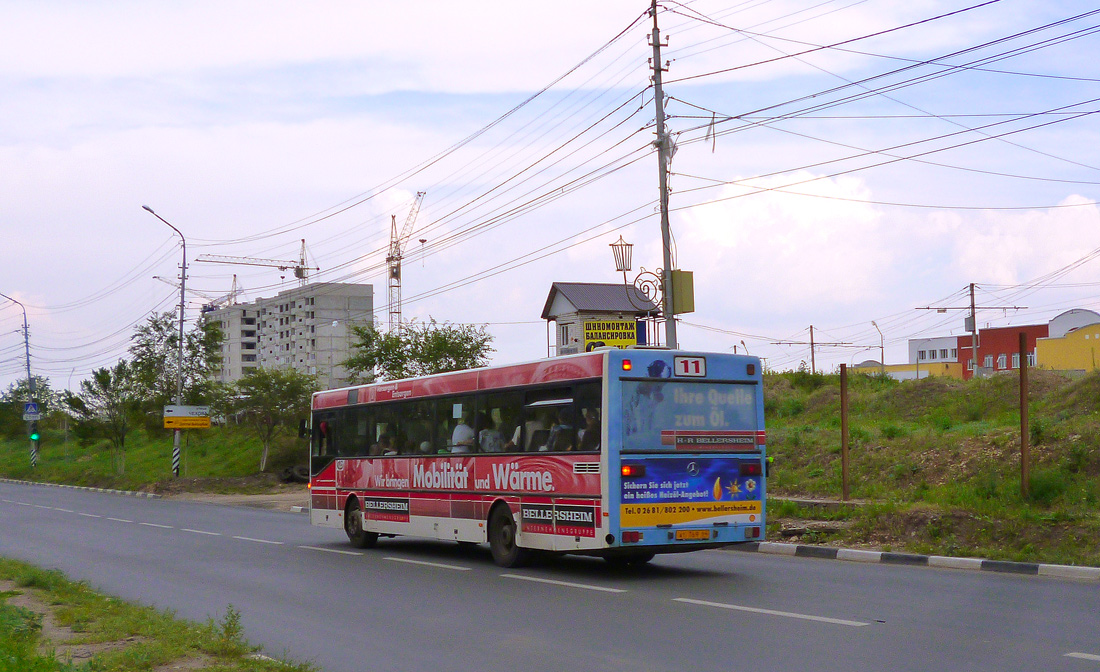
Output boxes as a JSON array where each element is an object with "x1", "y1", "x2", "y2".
[
  {"x1": 0, "y1": 291, "x2": 37, "y2": 466},
  {"x1": 142, "y1": 205, "x2": 186, "y2": 477},
  {"x1": 609, "y1": 236, "x2": 665, "y2": 345},
  {"x1": 871, "y1": 321, "x2": 885, "y2": 376}
]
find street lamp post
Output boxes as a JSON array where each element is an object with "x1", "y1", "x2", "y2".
[
  {"x1": 871, "y1": 321, "x2": 885, "y2": 376},
  {"x1": 610, "y1": 236, "x2": 665, "y2": 345},
  {"x1": 1, "y1": 292, "x2": 37, "y2": 466},
  {"x1": 142, "y1": 205, "x2": 187, "y2": 477}
]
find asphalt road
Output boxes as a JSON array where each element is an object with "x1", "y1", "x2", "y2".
[{"x1": 2, "y1": 481, "x2": 1098, "y2": 672}]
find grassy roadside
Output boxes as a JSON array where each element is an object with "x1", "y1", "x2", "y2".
[
  {"x1": 0, "y1": 425, "x2": 304, "y2": 494},
  {"x1": 0, "y1": 557, "x2": 314, "y2": 671},
  {"x1": 764, "y1": 369, "x2": 1100, "y2": 566}
]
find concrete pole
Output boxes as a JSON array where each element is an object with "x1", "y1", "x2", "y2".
[{"x1": 650, "y1": 0, "x2": 676, "y2": 349}]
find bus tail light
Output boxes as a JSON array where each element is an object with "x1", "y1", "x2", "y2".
[
  {"x1": 739, "y1": 462, "x2": 762, "y2": 477},
  {"x1": 622, "y1": 359, "x2": 632, "y2": 371},
  {"x1": 621, "y1": 464, "x2": 646, "y2": 478},
  {"x1": 622, "y1": 531, "x2": 643, "y2": 543},
  {"x1": 748, "y1": 527, "x2": 761, "y2": 539}
]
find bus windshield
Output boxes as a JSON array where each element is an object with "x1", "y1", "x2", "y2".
[{"x1": 621, "y1": 379, "x2": 757, "y2": 452}]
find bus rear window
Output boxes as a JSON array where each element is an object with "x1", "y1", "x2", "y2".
[{"x1": 621, "y1": 380, "x2": 757, "y2": 452}]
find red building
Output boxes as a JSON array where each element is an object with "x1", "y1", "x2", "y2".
[{"x1": 957, "y1": 325, "x2": 1048, "y2": 380}]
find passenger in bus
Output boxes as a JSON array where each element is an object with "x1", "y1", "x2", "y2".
[
  {"x1": 477, "y1": 412, "x2": 504, "y2": 453},
  {"x1": 545, "y1": 408, "x2": 574, "y2": 452},
  {"x1": 578, "y1": 409, "x2": 601, "y2": 452},
  {"x1": 369, "y1": 434, "x2": 394, "y2": 456},
  {"x1": 450, "y1": 415, "x2": 476, "y2": 453}
]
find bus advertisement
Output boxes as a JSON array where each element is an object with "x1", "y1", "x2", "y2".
[{"x1": 308, "y1": 348, "x2": 765, "y2": 567}]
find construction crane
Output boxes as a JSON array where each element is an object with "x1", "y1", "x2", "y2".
[
  {"x1": 154, "y1": 275, "x2": 244, "y2": 313},
  {"x1": 387, "y1": 191, "x2": 426, "y2": 333},
  {"x1": 194, "y1": 239, "x2": 319, "y2": 286}
]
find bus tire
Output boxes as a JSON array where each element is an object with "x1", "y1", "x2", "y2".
[
  {"x1": 488, "y1": 506, "x2": 530, "y2": 568},
  {"x1": 344, "y1": 498, "x2": 379, "y2": 549}
]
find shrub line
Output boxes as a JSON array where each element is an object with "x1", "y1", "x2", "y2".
[
  {"x1": 733, "y1": 541, "x2": 1100, "y2": 580},
  {"x1": 0, "y1": 477, "x2": 160, "y2": 498}
]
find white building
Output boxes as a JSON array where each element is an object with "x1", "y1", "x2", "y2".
[{"x1": 205, "y1": 282, "x2": 373, "y2": 387}]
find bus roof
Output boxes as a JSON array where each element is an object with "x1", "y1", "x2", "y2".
[{"x1": 312, "y1": 350, "x2": 606, "y2": 410}]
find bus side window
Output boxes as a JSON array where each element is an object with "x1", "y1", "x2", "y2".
[{"x1": 575, "y1": 381, "x2": 602, "y2": 452}]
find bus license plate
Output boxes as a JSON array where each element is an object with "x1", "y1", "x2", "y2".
[{"x1": 675, "y1": 529, "x2": 711, "y2": 541}]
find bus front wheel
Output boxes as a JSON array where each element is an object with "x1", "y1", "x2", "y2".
[
  {"x1": 488, "y1": 506, "x2": 530, "y2": 568},
  {"x1": 345, "y1": 499, "x2": 379, "y2": 549}
]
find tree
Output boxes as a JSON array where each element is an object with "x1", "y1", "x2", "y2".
[
  {"x1": 343, "y1": 319, "x2": 494, "y2": 382},
  {"x1": 128, "y1": 312, "x2": 223, "y2": 409},
  {"x1": 1, "y1": 376, "x2": 58, "y2": 440},
  {"x1": 68, "y1": 360, "x2": 139, "y2": 475},
  {"x1": 229, "y1": 367, "x2": 317, "y2": 472}
]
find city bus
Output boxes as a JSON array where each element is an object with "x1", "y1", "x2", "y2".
[{"x1": 308, "y1": 348, "x2": 766, "y2": 567}]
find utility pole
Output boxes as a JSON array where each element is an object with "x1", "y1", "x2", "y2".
[
  {"x1": 143, "y1": 206, "x2": 187, "y2": 477},
  {"x1": 810, "y1": 325, "x2": 816, "y2": 374},
  {"x1": 1, "y1": 292, "x2": 37, "y2": 466},
  {"x1": 915, "y1": 283, "x2": 1024, "y2": 380},
  {"x1": 871, "y1": 321, "x2": 885, "y2": 376},
  {"x1": 772, "y1": 326, "x2": 851, "y2": 374},
  {"x1": 650, "y1": 0, "x2": 676, "y2": 349}
]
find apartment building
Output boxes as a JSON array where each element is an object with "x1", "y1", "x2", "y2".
[{"x1": 205, "y1": 282, "x2": 373, "y2": 388}]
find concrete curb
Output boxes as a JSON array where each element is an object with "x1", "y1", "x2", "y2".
[
  {"x1": 0, "y1": 478, "x2": 161, "y2": 499},
  {"x1": 733, "y1": 541, "x2": 1100, "y2": 581}
]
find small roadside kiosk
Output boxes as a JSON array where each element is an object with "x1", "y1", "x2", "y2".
[{"x1": 541, "y1": 282, "x2": 661, "y2": 357}]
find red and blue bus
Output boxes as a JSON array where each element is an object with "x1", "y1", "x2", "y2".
[{"x1": 308, "y1": 348, "x2": 765, "y2": 567}]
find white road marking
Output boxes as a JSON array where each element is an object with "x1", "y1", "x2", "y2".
[
  {"x1": 233, "y1": 536, "x2": 283, "y2": 545},
  {"x1": 16, "y1": 502, "x2": 31, "y2": 506},
  {"x1": 1066, "y1": 652, "x2": 1100, "y2": 662},
  {"x1": 107, "y1": 517, "x2": 133, "y2": 523},
  {"x1": 674, "y1": 598, "x2": 870, "y2": 627},
  {"x1": 181, "y1": 528, "x2": 221, "y2": 536},
  {"x1": 139, "y1": 522, "x2": 173, "y2": 529},
  {"x1": 298, "y1": 545, "x2": 362, "y2": 556},
  {"x1": 384, "y1": 557, "x2": 471, "y2": 571},
  {"x1": 78, "y1": 513, "x2": 101, "y2": 518},
  {"x1": 1, "y1": 499, "x2": 14, "y2": 503},
  {"x1": 55, "y1": 508, "x2": 74, "y2": 513},
  {"x1": 501, "y1": 574, "x2": 627, "y2": 593},
  {"x1": 32, "y1": 504, "x2": 52, "y2": 509}
]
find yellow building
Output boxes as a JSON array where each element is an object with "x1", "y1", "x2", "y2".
[
  {"x1": 852, "y1": 360, "x2": 964, "y2": 381},
  {"x1": 1036, "y1": 322, "x2": 1100, "y2": 373}
]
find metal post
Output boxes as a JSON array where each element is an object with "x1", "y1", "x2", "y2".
[
  {"x1": 1019, "y1": 332, "x2": 1030, "y2": 499},
  {"x1": 1, "y1": 292, "x2": 37, "y2": 466},
  {"x1": 840, "y1": 363, "x2": 850, "y2": 500},
  {"x1": 650, "y1": 0, "x2": 676, "y2": 349},
  {"x1": 143, "y1": 206, "x2": 186, "y2": 477}
]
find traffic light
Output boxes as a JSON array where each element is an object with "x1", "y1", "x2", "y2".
[{"x1": 29, "y1": 421, "x2": 39, "y2": 442}]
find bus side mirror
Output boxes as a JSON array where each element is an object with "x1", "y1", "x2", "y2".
[{"x1": 298, "y1": 419, "x2": 309, "y2": 439}]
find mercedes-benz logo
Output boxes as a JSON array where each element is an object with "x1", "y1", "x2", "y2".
[{"x1": 686, "y1": 461, "x2": 699, "y2": 476}]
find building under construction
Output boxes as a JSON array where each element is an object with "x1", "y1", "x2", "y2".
[{"x1": 204, "y1": 282, "x2": 373, "y2": 387}]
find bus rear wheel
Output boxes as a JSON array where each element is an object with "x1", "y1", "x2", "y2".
[
  {"x1": 488, "y1": 506, "x2": 530, "y2": 568},
  {"x1": 345, "y1": 499, "x2": 379, "y2": 549}
]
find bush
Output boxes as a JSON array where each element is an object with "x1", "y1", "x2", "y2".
[
  {"x1": 1028, "y1": 469, "x2": 1067, "y2": 507},
  {"x1": 880, "y1": 424, "x2": 907, "y2": 440}
]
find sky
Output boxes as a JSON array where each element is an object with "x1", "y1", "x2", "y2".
[{"x1": 3, "y1": 0, "x2": 1100, "y2": 392}]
